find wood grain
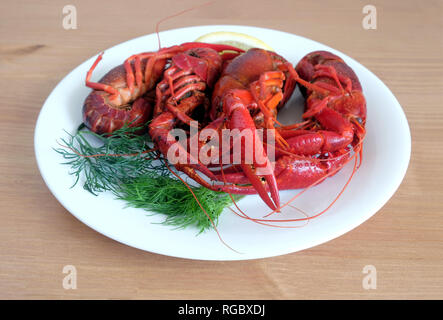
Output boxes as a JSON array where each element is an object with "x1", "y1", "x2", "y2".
[{"x1": 0, "y1": 0, "x2": 442, "y2": 299}]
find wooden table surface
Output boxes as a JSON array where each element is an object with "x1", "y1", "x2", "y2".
[{"x1": 1, "y1": 0, "x2": 442, "y2": 299}]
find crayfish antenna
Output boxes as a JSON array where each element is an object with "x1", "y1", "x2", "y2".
[{"x1": 154, "y1": 0, "x2": 217, "y2": 50}]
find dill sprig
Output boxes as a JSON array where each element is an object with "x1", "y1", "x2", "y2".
[
  {"x1": 116, "y1": 173, "x2": 240, "y2": 234},
  {"x1": 54, "y1": 124, "x2": 241, "y2": 232},
  {"x1": 55, "y1": 124, "x2": 164, "y2": 194}
]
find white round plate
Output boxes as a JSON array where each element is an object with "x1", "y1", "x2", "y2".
[{"x1": 35, "y1": 25, "x2": 411, "y2": 260}]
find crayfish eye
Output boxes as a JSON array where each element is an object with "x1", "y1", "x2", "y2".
[{"x1": 188, "y1": 50, "x2": 200, "y2": 58}]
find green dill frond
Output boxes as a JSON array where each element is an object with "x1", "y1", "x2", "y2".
[
  {"x1": 54, "y1": 124, "x2": 163, "y2": 194},
  {"x1": 116, "y1": 173, "x2": 242, "y2": 233},
  {"x1": 54, "y1": 123, "x2": 242, "y2": 233}
]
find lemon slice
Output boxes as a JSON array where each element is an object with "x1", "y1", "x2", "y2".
[{"x1": 195, "y1": 31, "x2": 274, "y2": 51}]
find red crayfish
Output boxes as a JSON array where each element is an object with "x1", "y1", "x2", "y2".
[{"x1": 82, "y1": 41, "x2": 366, "y2": 215}]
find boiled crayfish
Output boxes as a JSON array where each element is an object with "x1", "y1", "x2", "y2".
[{"x1": 82, "y1": 42, "x2": 366, "y2": 213}]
